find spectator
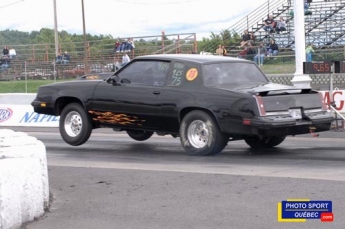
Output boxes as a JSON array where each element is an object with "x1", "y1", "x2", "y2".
[
  {"x1": 9, "y1": 47, "x2": 16, "y2": 59},
  {"x1": 127, "y1": 38, "x2": 135, "y2": 52},
  {"x1": 119, "y1": 40, "x2": 128, "y2": 53},
  {"x1": 263, "y1": 15, "x2": 275, "y2": 33},
  {"x1": 276, "y1": 17, "x2": 287, "y2": 34},
  {"x1": 305, "y1": 43, "x2": 314, "y2": 62},
  {"x1": 304, "y1": 0, "x2": 309, "y2": 11},
  {"x1": 254, "y1": 42, "x2": 267, "y2": 66},
  {"x1": 240, "y1": 30, "x2": 251, "y2": 47},
  {"x1": 215, "y1": 45, "x2": 223, "y2": 55},
  {"x1": 304, "y1": 0, "x2": 312, "y2": 15},
  {"x1": 246, "y1": 41, "x2": 255, "y2": 57},
  {"x1": 0, "y1": 61, "x2": 9, "y2": 71},
  {"x1": 268, "y1": 39, "x2": 279, "y2": 56},
  {"x1": 113, "y1": 40, "x2": 120, "y2": 53},
  {"x1": 237, "y1": 42, "x2": 255, "y2": 59},
  {"x1": 246, "y1": 41, "x2": 255, "y2": 60},
  {"x1": 237, "y1": 47, "x2": 248, "y2": 59},
  {"x1": 122, "y1": 53, "x2": 130, "y2": 66},
  {"x1": 249, "y1": 32, "x2": 256, "y2": 43},
  {"x1": 55, "y1": 52, "x2": 62, "y2": 64},
  {"x1": 0, "y1": 54, "x2": 10, "y2": 67},
  {"x1": 62, "y1": 51, "x2": 70, "y2": 64},
  {"x1": 222, "y1": 45, "x2": 227, "y2": 56},
  {"x1": 3, "y1": 46, "x2": 9, "y2": 56}
]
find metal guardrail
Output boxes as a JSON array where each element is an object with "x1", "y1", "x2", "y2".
[{"x1": 0, "y1": 33, "x2": 197, "y2": 80}]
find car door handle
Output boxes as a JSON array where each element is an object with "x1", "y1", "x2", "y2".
[{"x1": 152, "y1": 91, "x2": 161, "y2": 95}]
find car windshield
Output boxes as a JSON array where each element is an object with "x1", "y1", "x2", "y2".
[{"x1": 202, "y1": 62, "x2": 268, "y2": 88}]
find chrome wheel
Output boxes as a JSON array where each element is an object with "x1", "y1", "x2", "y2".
[
  {"x1": 180, "y1": 111, "x2": 227, "y2": 156},
  {"x1": 187, "y1": 120, "x2": 210, "y2": 148},
  {"x1": 64, "y1": 111, "x2": 82, "y2": 137}
]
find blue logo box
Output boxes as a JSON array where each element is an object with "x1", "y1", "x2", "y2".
[{"x1": 282, "y1": 200, "x2": 332, "y2": 219}]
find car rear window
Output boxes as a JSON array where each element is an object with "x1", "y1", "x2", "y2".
[{"x1": 202, "y1": 62, "x2": 268, "y2": 88}]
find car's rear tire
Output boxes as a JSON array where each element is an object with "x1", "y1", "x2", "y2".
[
  {"x1": 59, "y1": 103, "x2": 92, "y2": 146},
  {"x1": 244, "y1": 136, "x2": 286, "y2": 149},
  {"x1": 179, "y1": 110, "x2": 228, "y2": 156},
  {"x1": 126, "y1": 130, "x2": 154, "y2": 141}
]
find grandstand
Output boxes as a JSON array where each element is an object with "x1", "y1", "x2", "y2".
[{"x1": 219, "y1": 0, "x2": 345, "y2": 60}]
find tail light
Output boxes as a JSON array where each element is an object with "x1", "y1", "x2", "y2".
[{"x1": 254, "y1": 95, "x2": 266, "y2": 116}]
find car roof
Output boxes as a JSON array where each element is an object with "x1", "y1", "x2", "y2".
[{"x1": 135, "y1": 54, "x2": 251, "y2": 64}]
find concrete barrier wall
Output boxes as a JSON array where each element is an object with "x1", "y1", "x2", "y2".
[
  {"x1": 0, "y1": 129, "x2": 49, "y2": 229},
  {"x1": 0, "y1": 94, "x2": 59, "y2": 127}
]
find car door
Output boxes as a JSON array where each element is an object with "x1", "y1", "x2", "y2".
[
  {"x1": 160, "y1": 61, "x2": 201, "y2": 133},
  {"x1": 89, "y1": 59, "x2": 170, "y2": 131}
]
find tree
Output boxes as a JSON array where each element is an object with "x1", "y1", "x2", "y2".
[{"x1": 197, "y1": 30, "x2": 241, "y2": 53}]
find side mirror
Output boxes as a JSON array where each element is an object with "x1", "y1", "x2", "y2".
[
  {"x1": 107, "y1": 75, "x2": 120, "y2": 85},
  {"x1": 113, "y1": 75, "x2": 120, "y2": 85}
]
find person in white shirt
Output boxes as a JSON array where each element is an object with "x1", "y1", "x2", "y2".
[
  {"x1": 276, "y1": 17, "x2": 287, "y2": 34},
  {"x1": 121, "y1": 53, "x2": 130, "y2": 66},
  {"x1": 9, "y1": 47, "x2": 16, "y2": 59}
]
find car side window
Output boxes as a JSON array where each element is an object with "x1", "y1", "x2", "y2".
[
  {"x1": 117, "y1": 60, "x2": 170, "y2": 86},
  {"x1": 167, "y1": 62, "x2": 185, "y2": 86}
]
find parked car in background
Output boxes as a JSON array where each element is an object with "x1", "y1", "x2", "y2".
[
  {"x1": 76, "y1": 72, "x2": 112, "y2": 80},
  {"x1": 31, "y1": 54, "x2": 333, "y2": 156},
  {"x1": 17, "y1": 69, "x2": 54, "y2": 80}
]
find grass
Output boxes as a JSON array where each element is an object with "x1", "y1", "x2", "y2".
[
  {"x1": 0, "y1": 64, "x2": 296, "y2": 93},
  {"x1": 0, "y1": 80, "x2": 61, "y2": 93},
  {"x1": 261, "y1": 63, "x2": 295, "y2": 74}
]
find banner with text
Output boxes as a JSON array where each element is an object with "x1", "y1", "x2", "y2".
[
  {"x1": 0, "y1": 105, "x2": 59, "y2": 127},
  {"x1": 320, "y1": 90, "x2": 345, "y2": 112}
]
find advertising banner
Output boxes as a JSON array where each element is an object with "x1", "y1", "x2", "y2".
[
  {"x1": 319, "y1": 90, "x2": 345, "y2": 112},
  {"x1": 0, "y1": 105, "x2": 59, "y2": 127}
]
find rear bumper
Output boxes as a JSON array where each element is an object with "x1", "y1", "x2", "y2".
[
  {"x1": 254, "y1": 122, "x2": 332, "y2": 136},
  {"x1": 250, "y1": 114, "x2": 333, "y2": 136}
]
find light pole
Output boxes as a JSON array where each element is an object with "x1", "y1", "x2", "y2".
[
  {"x1": 53, "y1": 0, "x2": 59, "y2": 58},
  {"x1": 81, "y1": 0, "x2": 88, "y2": 74}
]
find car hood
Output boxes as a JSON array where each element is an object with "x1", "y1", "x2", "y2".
[
  {"x1": 218, "y1": 82, "x2": 312, "y2": 95},
  {"x1": 42, "y1": 80, "x2": 101, "y2": 88}
]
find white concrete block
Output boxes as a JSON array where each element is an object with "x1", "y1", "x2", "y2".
[
  {"x1": 0, "y1": 129, "x2": 49, "y2": 208},
  {"x1": 0, "y1": 129, "x2": 49, "y2": 229},
  {"x1": 0, "y1": 159, "x2": 22, "y2": 229},
  {"x1": 0, "y1": 158, "x2": 44, "y2": 228}
]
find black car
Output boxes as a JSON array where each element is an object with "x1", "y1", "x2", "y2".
[{"x1": 31, "y1": 54, "x2": 333, "y2": 156}]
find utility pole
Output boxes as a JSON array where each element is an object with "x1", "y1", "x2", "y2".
[
  {"x1": 81, "y1": 0, "x2": 88, "y2": 74},
  {"x1": 53, "y1": 0, "x2": 59, "y2": 58}
]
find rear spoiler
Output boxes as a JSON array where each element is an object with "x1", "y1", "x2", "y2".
[{"x1": 251, "y1": 88, "x2": 314, "y2": 96}]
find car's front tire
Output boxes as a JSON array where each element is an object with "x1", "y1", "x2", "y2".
[
  {"x1": 179, "y1": 110, "x2": 228, "y2": 156},
  {"x1": 244, "y1": 136, "x2": 286, "y2": 149},
  {"x1": 59, "y1": 103, "x2": 92, "y2": 146},
  {"x1": 126, "y1": 130, "x2": 154, "y2": 141}
]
